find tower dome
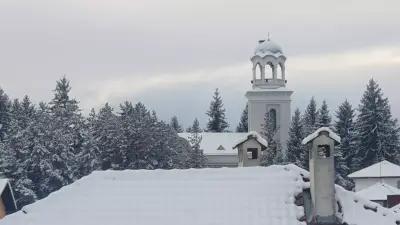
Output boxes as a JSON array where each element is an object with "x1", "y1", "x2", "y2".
[
  {"x1": 254, "y1": 39, "x2": 283, "y2": 57},
  {"x1": 250, "y1": 38, "x2": 287, "y2": 89}
]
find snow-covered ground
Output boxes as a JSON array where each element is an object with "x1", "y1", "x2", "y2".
[{"x1": 1, "y1": 165, "x2": 399, "y2": 225}]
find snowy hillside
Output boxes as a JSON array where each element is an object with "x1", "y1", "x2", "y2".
[{"x1": 1, "y1": 165, "x2": 399, "y2": 225}]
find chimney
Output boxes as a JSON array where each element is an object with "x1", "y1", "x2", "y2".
[{"x1": 302, "y1": 127, "x2": 341, "y2": 225}]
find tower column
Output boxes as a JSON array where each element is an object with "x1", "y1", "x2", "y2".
[
  {"x1": 281, "y1": 64, "x2": 286, "y2": 81},
  {"x1": 272, "y1": 64, "x2": 277, "y2": 80},
  {"x1": 260, "y1": 65, "x2": 266, "y2": 82}
]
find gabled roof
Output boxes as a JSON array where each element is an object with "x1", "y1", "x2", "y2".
[
  {"x1": 348, "y1": 160, "x2": 400, "y2": 178},
  {"x1": 356, "y1": 182, "x2": 400, "y2": 201},
  {"x1": 301, "y1": 127, "x2": 341, "y2": 145},
  {"x1": 2, "y1": 165, "x2": 399, "y2": 225},
  {"x1": 179, "y1": 132, "x2": 258, "y2": 156},
  {"x1": 232, "y1": 131, "x2": 268, "y2": 149},
  {"x1": 0, "y1": 179, "x2": 18, "y2": 213}
]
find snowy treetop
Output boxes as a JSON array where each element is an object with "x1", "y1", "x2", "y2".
[
  {"x1": 348, "y1": 160, "x2": 400, "y2": 178},
  {"x1": 301, "y1": 127, "x2": 341, "y2": 145}
]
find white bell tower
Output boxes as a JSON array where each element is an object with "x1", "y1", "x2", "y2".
[{"x1": 246, "y1": 38, "x2": 293, "y2": 152}]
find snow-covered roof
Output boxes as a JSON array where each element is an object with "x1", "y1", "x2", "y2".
[
  {"x1": 178, "y1": 132, "x2": 246, "y2": 155},
  {"x1": 348, "y1": 160, "x2": 400, "y2": 178},
  {"x1": 232, "y1": 131, "x2": 268, "y2": 149},
  {"x1": 0, "y1": 179, "x2": 10, "y2": 193},
  {"x1": 356, "y1": 182, "x2": 400, "y2": 201},
  {"x1": 0, "y1": 179, "x2": 18, "y2": 212},
  {"x1": 301, "y1": 127, "x2": 341, "y2": 145},
  {"x1": 2, "y1": 165, "x2": 399, "y2": 225},
  {"x1": 254, "y1": 39, "x2": 285, "y2": 58}
]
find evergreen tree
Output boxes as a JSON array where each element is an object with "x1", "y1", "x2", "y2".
[
  {"x1": 303, "y1": 97, "x2": 319, "y2": 135},
  {"x1": 260, "y1": 111, "x2": 282, "y2": 166},
  {"x1": 334, "y1": 100, "x2": 357, "y2": 189},
  {"x1": 0, "y1": 88, "x2": 11, "y2": 141},
  {"x1": 187, "y1": 118, "x2": 206, "y2": 168},
  {"x1": 317, "y1": 100, "x2": 332, "y2": 128},
  {"x1": 236, "y1": 104, "x2": 248, "y2": 132},
  {"x1": 170, "y1": 116, "x2": 183, "y2": 133},
  {"x1": 286, "y1": 109, "x2": 305, "y2": 168},
  {"x1": 355, "y1": 79, "x2": 400, "y2": 169},
  {"x1": 187, "y1": 118, "x2": 202, "y2": 133},
  {"x1": 301, "y1": 97, "x2": 319, "y2": 170},
  {"x1": 206, "y1": 88, "x2": 229, "y2": 132},
  {"x1": 91, "y1": 103, "x2": 120, "y2": 170}
]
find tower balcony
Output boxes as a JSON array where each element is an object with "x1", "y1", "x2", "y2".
[{"x1": 251, "y1": 78, "x2": 287, "y2": 89}]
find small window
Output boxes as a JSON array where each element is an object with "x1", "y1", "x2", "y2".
[
  {"x1": 317, "y1": 145, "x2": 331, "y2": 158},
  {"x1": 247, "y1": 148, "x2": 258, "y2": 160},
  {"x1": 217, "y1": 145, "x2": 225, "y2": 151},
  {"x1": 397, "y1": 180, "x2": 400, "y2": 189}
]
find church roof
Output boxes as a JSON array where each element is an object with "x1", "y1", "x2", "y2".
[
  {"x1": 3, "y1": 165, "x2": 399, "y2": 225},
  {"x1": 254, "y1": 39, "x2": 285, "y2": 58},
  {"x1": 356, "y1": 182, "x2": 400, "y2": 201},
  {"x1": 178, "y1": 132, "x2": 245, "y2": 155},
  {"x1": 348, "y1": 160, "x2": 400, "y2": 178}
]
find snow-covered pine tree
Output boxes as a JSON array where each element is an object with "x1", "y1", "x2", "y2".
[
  {"x1": 187, "y1": 118, "x2": 206, "y2": 168},
  {"x1": 48, "y1": 77, "x2": 93, "y2": 188},
  {"x1": 206, "y1": 88, "x2": 229, "y2": 132},
  {"x1": 91, "y1": 103, "x2": 120, "y2": 170},
  {"x1": 301, "y1": 97, "x2": 319, "y2": 170},
  {"x1": 334, "y1": 100, "x2": 357, "y2": 189},
  {"x1": 0, "y1": 88, "x2": 11, "y2": 141},
  {"x1": 236, "y1": 104, "x2": 248, "y2": 132},
  {"x1": 77, "y1": 111, "x2": 100, "y2": 177},
  {"x1": 317, "y1": 100, "x2": 332, "y2": 128},
  {"x1": 286, "y1": 109, "x2": 305, "y2": 168},
  {"x1": 260, "y1": 111, "x2": 283, "y2": 166},
  {"x1": 170, "y1": 116, "x2": 183, "y2": 133},
  {"x1": 303, "y1": 97, "x2": 319, "y2": 135},
  {"x1": 186, "y1": 118, "x2": 202, "y2": 133},
  {"x1": 355, "y1": 79, "x2": 400, "y2": 169}
]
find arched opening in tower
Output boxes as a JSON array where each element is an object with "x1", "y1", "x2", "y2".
[
  {"x1": 255, "y1": 64, "x2": 262, "y2": 80},
  {"x1": 265, "y1": 63, "x2": 274, "y2": 80}
]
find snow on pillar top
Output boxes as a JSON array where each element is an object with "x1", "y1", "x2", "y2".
[{"x1": 301, "y1": 127, "x2": 341, "y2": 145}]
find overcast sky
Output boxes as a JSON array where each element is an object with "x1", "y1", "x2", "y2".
[{"x1": 0, "y1": 0, "x2": 399, "y2": 129}]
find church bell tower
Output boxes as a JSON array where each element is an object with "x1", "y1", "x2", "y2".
[{"x1": 246, "y1": 38, "x2": 293, "y2": 152}]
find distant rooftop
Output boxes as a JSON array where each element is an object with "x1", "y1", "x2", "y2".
[
  {"x1": 348, "y1": 160, "x2": 400, "y2": 178},
  {"x1": 357, "y1": 182, "x2": 400, "y2": 201},
  {"x1": 178, "y1": 132, "x2": 247, "y2": 155}
]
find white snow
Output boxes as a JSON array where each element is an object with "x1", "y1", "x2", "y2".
[
  {"x1": 2, "y1": 165, "x2": 400, "y2": 225},
  {"x1": 356, "y1": 182, "x2": 400, "y2": 201},
  {"x1": 254, "y1": 39, "x2": 285, "y2": 58},
  {"x1": 336, "y1": 185, "x2": 400, "y2": 224},
  {"x1": 348, "y1": 160, "x2": 400, "y2": 178},
  {"x1": 301, "y1": 127, "x2": 341, "y2": 145},
  {"x1": 2, "y1": 165, "x2": 309, "y2": 225},
  {"x1": 232, "y1": 131, "x2": 268, "y2": 149},
  {"x1": 179, "y1": 132, "x2": 245, "y2": 155}
]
